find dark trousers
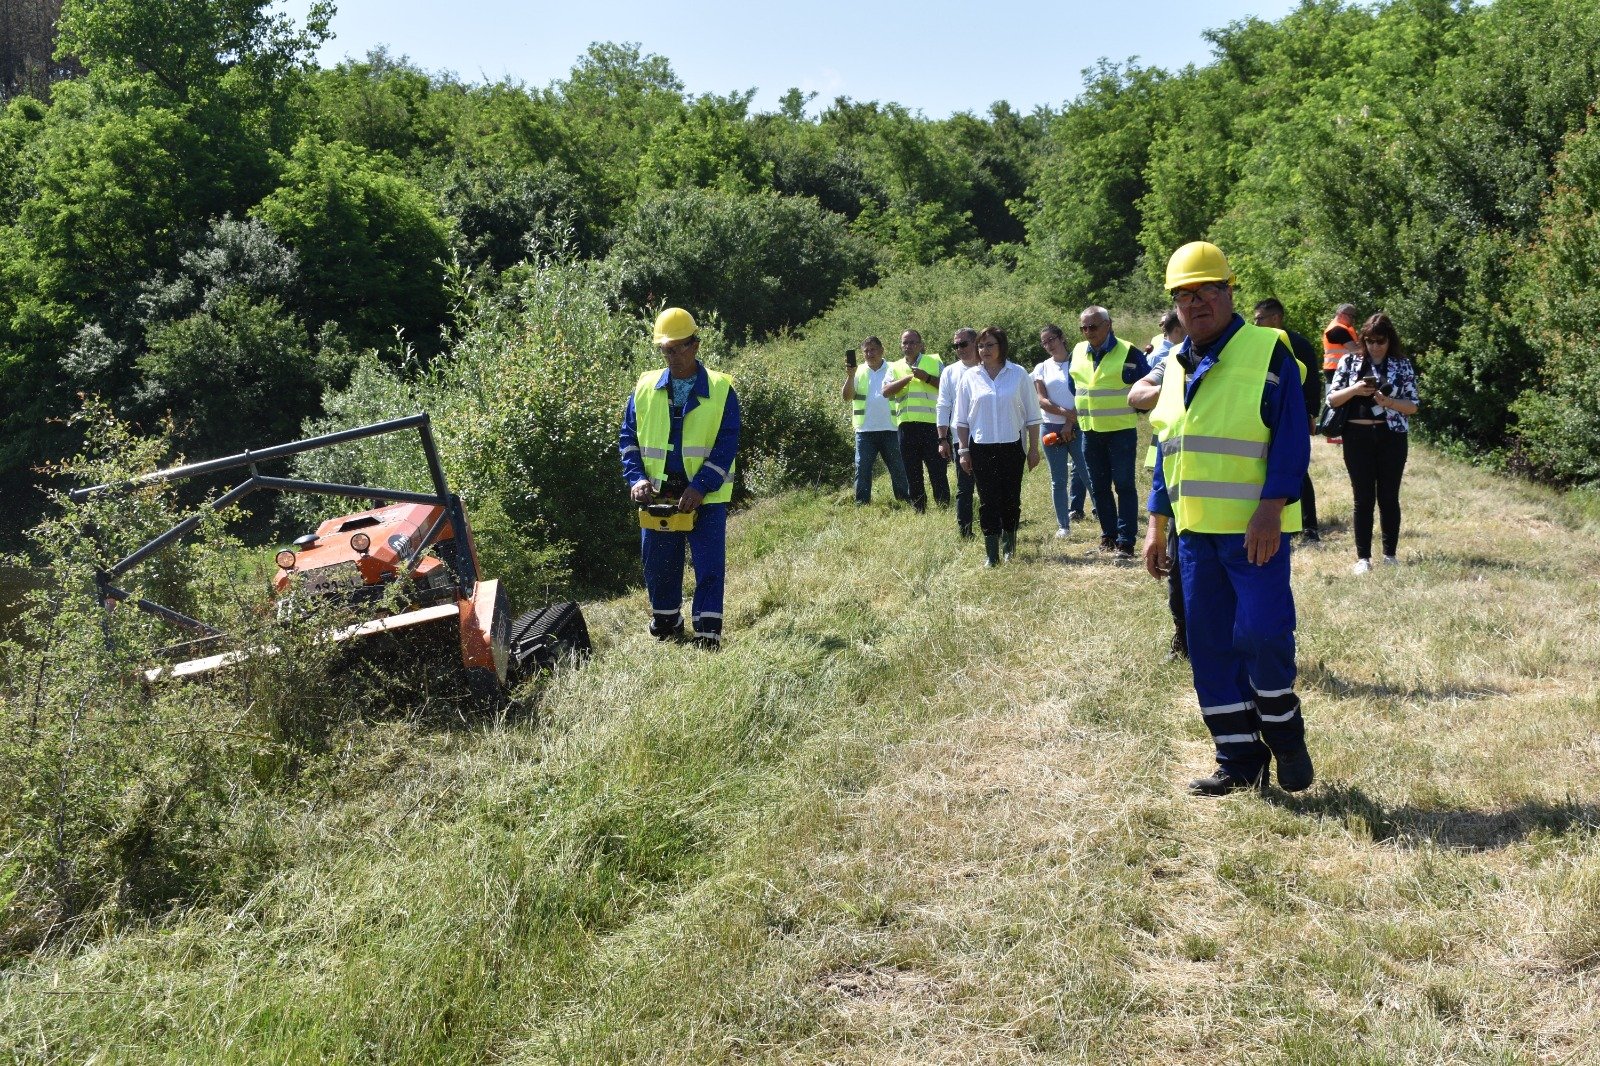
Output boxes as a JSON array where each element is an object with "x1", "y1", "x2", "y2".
[
  {"x1": 1301, "y1": 472, "x2": 1319, "y2": 532},
  {"x1": 1167, "y1": 523, "x2": 1185, "y2": 649},
  {"x1": 1179, "y1": 530, "x2": 1302, "y2": 780},
  {"x1": 970, "y1": 440, "x2": 1025, "y2": 537},
  {"x1": 642, "y1": 503, "x2": 727, "y2": 637},
  {"x1": 1342, "y1": 424, "x2": 1408, "y2": 558},
  {"x1": 954, "y1": 448, "x2": 975, "y2": 533},
  {"x1": 898, "y1": 421, "x2": 949, "y2": 511},
  {"x1": 1083, "y1": 427, "x2": 1139, "y2": 547}
]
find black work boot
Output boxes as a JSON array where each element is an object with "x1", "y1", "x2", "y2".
[
  {"x1": 1099, "y1": 535, "x2": 1116, "y2": 553},
  {"x1": 984, "y1": 535, "x2": 1001, "y2": 567},
  {"x1": 1272, "y1": 743, "x2": 1315, "y2": 793},
  {"x1": 649, "y1": 616, "x2": 685, "y2": 641},
  {"x1": 1000, "y1": 529, "x2": 1016, "y2": 561},
  {"x1": 1167, "y1": 630, "x2": 1188, "y2": 661},
  {"x1": 1188, "y1": 763, "x2": 1268, "y2": 796}
]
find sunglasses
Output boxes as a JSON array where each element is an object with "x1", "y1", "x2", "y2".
[{"x1": 952, "y1": 340, "x2": 972, "y2": 349}]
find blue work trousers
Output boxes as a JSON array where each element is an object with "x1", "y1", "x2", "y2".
[
  {"x1": 641, "y1": 503, "x2": 726, "y2": 637},
  {"x1": 854, "y1": 430, "x2": 910, "y2": 504},
  {"x1": 1083, "y1": 428, "x2": 1138, "y2": 547},
  {"x1": 1041, "y1": 425, "x2": 1087, "y2": 530},
  {"x1": 1178, "y1": 530, "x2": 1303, "y2": 780}
]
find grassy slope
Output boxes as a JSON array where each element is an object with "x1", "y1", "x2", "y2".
[{"x1": 4, "y1": 439, "x2": 1599, "y2": 1063}]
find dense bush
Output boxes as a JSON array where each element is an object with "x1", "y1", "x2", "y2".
[{"x1": 610, "y1": 187, "x2": 873, "y2": 341}]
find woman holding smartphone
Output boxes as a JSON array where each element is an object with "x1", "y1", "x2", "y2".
[{"x1": 1326, "y1": 313, "x2": 1420, "y2": 573}]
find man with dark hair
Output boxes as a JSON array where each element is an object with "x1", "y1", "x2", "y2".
[
  {"x1": 937, "y1": 327, "x2": 982, "y2": 537},
  {"x1": 842, "y1": 336, "x2": 912, "y2": 506},
  {"x1": 1320, "y1": 304, "x2": 1360, "y2": 444},
  {"x1": 1254, "y1": 298, "x2": 1323, "y2": 542}
]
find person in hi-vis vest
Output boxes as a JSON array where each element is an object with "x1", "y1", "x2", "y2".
[
  {"x1": 841, "y1": 336, "x2": 912, "y2": 505},
  {"x1": 619, "y1": 308, "x2": 741, "y2": 645},
  {"x1": 1069, "y1": 305, "x2": 1150, "y2": 558},
  {"x1": 1143, "y1": 242, "x2": 1314, "y2": 797},
  {"x1": 883, "y1": 329, "x2": 949, "y2": 513}
]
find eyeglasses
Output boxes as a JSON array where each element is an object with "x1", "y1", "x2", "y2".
[
  {"x1": 976, "y1": 341, "x2": 998, "y2": 351},
  {"x1": 952, "y1": 340, "x2": 972, "y2": 349},
  {"x1": 1079, "y1": 321, "x2": 1107, "y2": 333},
  {"x1": 661, "y1": 338, "x2": 698, "y2": 356},
  {"x1": 1364, "y1": 336, "x2": 1390, "y2": 345},
  {"x1": 1170, "y1": 282, "x2": 1229, "y2": 307}
]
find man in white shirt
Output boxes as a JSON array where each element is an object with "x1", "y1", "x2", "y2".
[
  {"x1": 841, "y1": 336, "x2": 911, "y2": 505},
  {"x1": 936, "y1": 327, "x2": 982, "y2": 537}
]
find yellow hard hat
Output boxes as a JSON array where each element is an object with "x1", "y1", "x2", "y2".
[
  {"x1": 653, "y1": 307, "x2": 698, "y2": 345},
  {"x1": 1165, "y1": 241, "x2": 1236, "y2": 290}
]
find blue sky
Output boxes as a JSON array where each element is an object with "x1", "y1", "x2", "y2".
[{"x1": 282, "y1": 0, "x2": 1303, "y2": 117}]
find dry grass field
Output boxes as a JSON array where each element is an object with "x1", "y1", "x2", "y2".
[{"x1": 4, "y1": 439, "x2": 1598, "y2": 1064}]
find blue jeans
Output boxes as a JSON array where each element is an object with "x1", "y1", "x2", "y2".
[
  {"x1": 854, "y1": 430, "x2": 910, "y2": 504},
  {"x1": 1083, "y1": 428, "x2": 1138, "y2": 546},
  {"x1": 1068, "y1": 429, "x2": 1088, "y2": 514},
  {"x1": 1041, "y1": 424, "x2": 1087, "y2": 530}
]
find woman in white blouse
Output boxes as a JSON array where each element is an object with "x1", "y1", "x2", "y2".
[{"x1": 955, "y1": 326, "x2": 1043, "y2": 566}]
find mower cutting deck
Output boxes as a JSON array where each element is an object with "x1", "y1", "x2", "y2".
[{"x1": 70, "y1": 414, "x2": 590, "y2": 693}]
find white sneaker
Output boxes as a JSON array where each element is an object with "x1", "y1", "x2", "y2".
[
  {"x1": 1351, "y1": 558, "x2": 1372, "y2": 575},
  {"x1": 1382, "y1": 555, "x2": 1399, "y2": 567},
  {"x1": 1055, "y1": 528, "x2": 1070, "y2": 539}
]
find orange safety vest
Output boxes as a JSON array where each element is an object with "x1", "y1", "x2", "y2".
[{"x1": 1322, "y1": 316, "x2": 1359, "y2": 372}]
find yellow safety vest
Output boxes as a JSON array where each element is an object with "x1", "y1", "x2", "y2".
[
  {"x1": 887, "y1": 354, "x2": 942, "y2": 425},
  {"x1": 851, "y1": 362, "x2": 898, "y2": 430},
  {"x1": 1070, "y1": 339, "x2": 1140, "y2": 432},
  {"x1": 632, "y1": 367, "x2": 736, "y2": 505},
  {"x1": 1154, "y1": 324, "x2": 1302, "y2": 535}
]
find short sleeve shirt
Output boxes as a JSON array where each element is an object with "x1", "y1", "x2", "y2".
[{"x1": 1030, "y1": 358, "x2": 1077, "y2": 425}]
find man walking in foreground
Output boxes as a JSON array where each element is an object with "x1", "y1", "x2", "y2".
[
  {"x1": 1142, "y1": 243, "x2": 1314, "y2": 795},
  {"x1": 1070, "y1": 305, "x2": 1149, "y2": 559},
  {"x1": 884, "y1": 329, "x2": 949, "y2": 513},
  {"x1": 619, "y1": 308, "x2": 741, "y2": 646}
]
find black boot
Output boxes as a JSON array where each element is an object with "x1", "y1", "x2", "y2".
[
  {"x1": 984, "y1": 535, "x2": 1001, "y2": 567},
  {"x1": 1000, "y1": 529, "x2": 1016, "y2": 561}
]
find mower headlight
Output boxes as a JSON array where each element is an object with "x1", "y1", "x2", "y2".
[
  {"x1": 276, "y1": 549, "x2": 297, "y2": 571},
  {"x1": 350, "y1": 532, "x2": 372, "y2": 554}
]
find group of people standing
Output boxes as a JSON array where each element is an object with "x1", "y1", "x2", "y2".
[{"x1": 618, "y1": 238, "x2": 1421, "y2": 800}]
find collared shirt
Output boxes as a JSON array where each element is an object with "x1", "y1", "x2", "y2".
[
  {"x1": 1091, "y1": 331, "x2": 1152, "y2": 384},
  {"x1": 955, "y1": 361, "x2": 1043, "y2": 444},
  {"x1": 618, "y1": 361, "x2": 742, "y2": 496},
  {"x1": 856, "y1": 362, "x2": 895, "y2": 432},
  {"x1": 937, "y1": 359, "x2": 978, "y2": 432},
  {"x1": 1030, "y1": 356, "x2": 1077, "y2": 426},
  {"x1": 1330, "y1": 351, "x2": 1419, "y2": 432},
  {"x1": 1147, "y1": 314, "x2": 1309, "y2": 519}
]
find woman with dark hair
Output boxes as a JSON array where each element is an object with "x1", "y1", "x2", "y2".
[
  {"x1": 955, "y1": 326, "x2": 1042, "y2": 566},
  {"x1": 1326, "y1": 312, "x2": 1420, "y2": 573}
]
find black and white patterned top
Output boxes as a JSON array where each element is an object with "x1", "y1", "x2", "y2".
[{"x1": 1331, "y1": 352, "x2": 1420, "y2": 433}]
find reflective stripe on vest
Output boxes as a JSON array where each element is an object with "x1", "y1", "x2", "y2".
[
  {"x1": 1323, "y1": 316, "x2": 1358, "y2": 372},
  {"x1": 852, "y1": 363, "x2": 898, "y2": 430},
  {"x1": 1069, "y1": 340, "x2": 1139, "y2": 431},
  {"x1": 633, "y1": 367, "x2": 736, "y2": 504},
  {"x1": 1156, "y1": 324, "x2": 1302, "y2": 534},
  {"x1": 889, "y1": 353, "x2": 942, "y2": 424}
]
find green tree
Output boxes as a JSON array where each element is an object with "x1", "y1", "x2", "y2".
[
  {"x1": 252, "y1": 135, "x2": 451, "y2": 355},
  {"x1": 610, "y1": 188, "x2": 871, "y2": 339}
]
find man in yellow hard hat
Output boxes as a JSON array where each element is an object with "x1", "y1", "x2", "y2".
[
  {"x1": 619, "y1": 307, "x2": 741, "y2": 645},
  {"x1": 1142, "y1": 242, "x2": 1314, "y2": 796}
]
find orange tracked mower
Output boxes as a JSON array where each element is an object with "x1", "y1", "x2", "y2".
[{"x1": 70, "y1": 414, "x2": 590, "y2": 691}]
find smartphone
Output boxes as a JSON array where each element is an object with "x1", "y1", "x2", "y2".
[{"x1": 845, "y1": 348, "x2": 857, "y2": 368}]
